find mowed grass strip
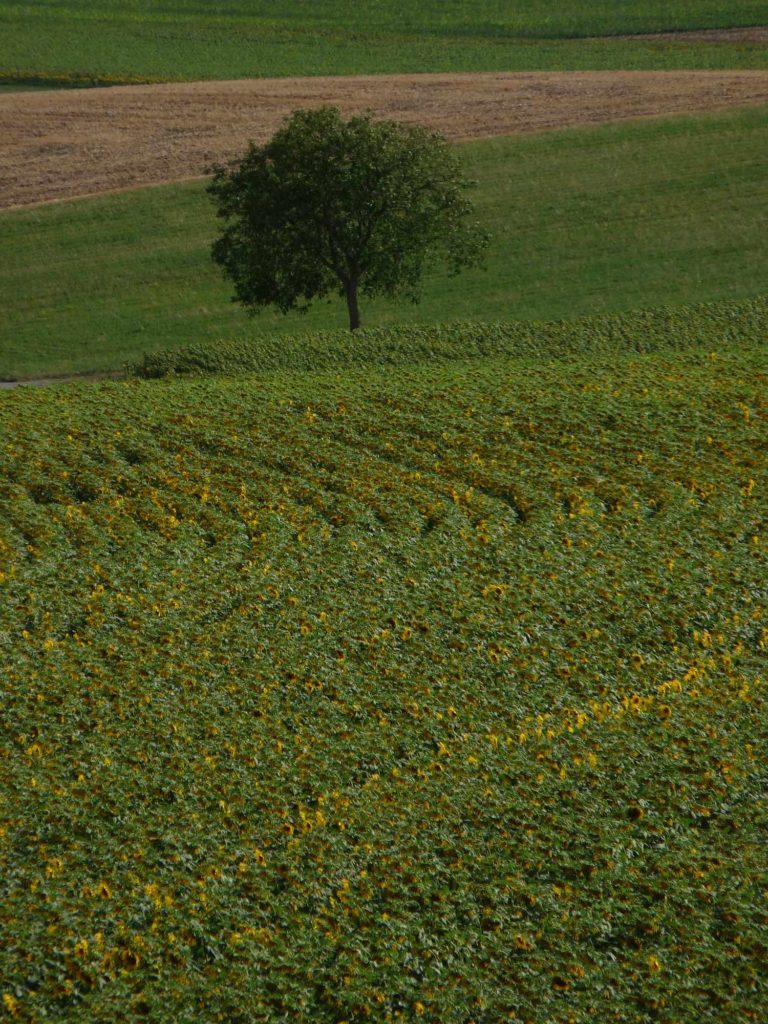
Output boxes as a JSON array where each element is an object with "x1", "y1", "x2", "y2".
[
  {"x1": 2, "y1": 105, "x2": 767, "y2": 379},
  {"x1": 0, "y1": 344, "x2": 765, "y2": 1022},
  {"x1": 1, "y1": 0, "x2": 768, "y2": 82}
]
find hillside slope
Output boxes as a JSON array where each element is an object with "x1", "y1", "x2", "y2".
[
  {"x1": 1, "y1": 344, "x2": 766, "y2": 1021},
  {"x1": 2, "y1": 105, "x2": 767, "y2": 379},
  {"x1": 5, "y1": 71, "x2": 768, "y2": 208},
  {"x1": 2, "y1": 0, "x2": 767, "y2": 83}
]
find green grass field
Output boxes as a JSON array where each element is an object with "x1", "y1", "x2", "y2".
[
  {"x1": 1, "y1": 0, "x2": 767, "y2": 84},
  {"x1": 1, "y1": 340, "x2": 766, "y2": 1022},
  {"x1": 2, "y1": 105, "x2": 767, "y2": 379}
]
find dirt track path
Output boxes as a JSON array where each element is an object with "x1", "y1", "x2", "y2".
[
  {"x1": 3, "y1": 70, "x2": 768, "y2": 209},
  {"x1": 0, "y1": 371, "x2": 124, "y2": 389},
  {"x1": 610, "y1": 26, "x2": 768, "y2": 43}
]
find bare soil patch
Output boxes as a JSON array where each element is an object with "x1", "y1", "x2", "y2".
[
  {"x1": 3, "y1": 70, "x2": 768, "y2": 209},
  {"x1": 0, "y1": 370, "x2": 123, "y2": 389},
  {"x1": 611, "y1": 26, "x2": 768, "y2": 44}
]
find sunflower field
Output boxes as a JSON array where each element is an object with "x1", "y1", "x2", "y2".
[{"x1": 0, "y1": 341, "x2": 766, "y2": 1022}]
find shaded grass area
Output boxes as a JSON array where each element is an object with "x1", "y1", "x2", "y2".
[
  {"x1": 2, "y1": 105, "x2": 767, "y2": 379},
  {"x1": 0, "y1": 80, "x2": 87, "y2": 91},
  {"x1": 0, "y1": 345, "x2": 766, "y2": 1021},
  {"x1": 1, "y1": 0, "x2": 767, "y2": 82},
  {"x1": 0, "y1": 72, "x2": 165, "y2": 89}
]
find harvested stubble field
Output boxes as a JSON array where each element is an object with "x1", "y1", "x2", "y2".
[{"x1": 4, "y1": 70, "x2": 768, "y2": 208}]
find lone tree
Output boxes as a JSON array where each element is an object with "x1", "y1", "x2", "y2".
[{"x1": 207, "y1": 106, "x2": 488, "y2": 331}]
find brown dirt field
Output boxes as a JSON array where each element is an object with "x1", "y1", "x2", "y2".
[{"x1": 3, "y1": 70, "x2": 768, "y2": 209}]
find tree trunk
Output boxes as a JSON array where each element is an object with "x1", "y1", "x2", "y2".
[{"x1": 344, "y1": 279, "x2": 361, "y2": 331}]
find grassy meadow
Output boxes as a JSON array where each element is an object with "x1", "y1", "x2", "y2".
[
  {"x1": 2, "y1": 104, "x2": 768, "y2": 379},
  {"x1": 1, "y1": 0, "x2": 767, "y2": 84},
  {"x1": 1, "y1": 340, "x2": 766, "y2": 1022}
]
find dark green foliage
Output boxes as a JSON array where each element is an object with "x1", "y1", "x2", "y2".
[
  {"x1": 129, "y1": 295, "x2": 768, "y2": 378},
  {"x1": 208, "y1": 107, "x2": 488, "y2": 330}
]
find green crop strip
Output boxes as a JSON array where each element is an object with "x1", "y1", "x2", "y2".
[
  {"x1": 128, "y1": 297, "x2": 768, "y2": 379},
  {"x1": 1, "y1": 344, "x2": 766, "y2": 1021},
  {"x1": 2, "y1": 105, "x2": 768, "y2": 379},
  {"x1": 1, "y1": 0, "x2": 767, "y2": 82}
]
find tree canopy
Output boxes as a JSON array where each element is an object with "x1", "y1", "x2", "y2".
[{"x1": 207, "y1": 106, "x2": 488, "y2": 331}]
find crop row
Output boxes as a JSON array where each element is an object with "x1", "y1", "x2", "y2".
[
  {"x1": 129, "y1": 296, "x2": 768, "y2": 380},
  {"x1": 1, "y1": 345, "x2": 766, "y2": 1022}
]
